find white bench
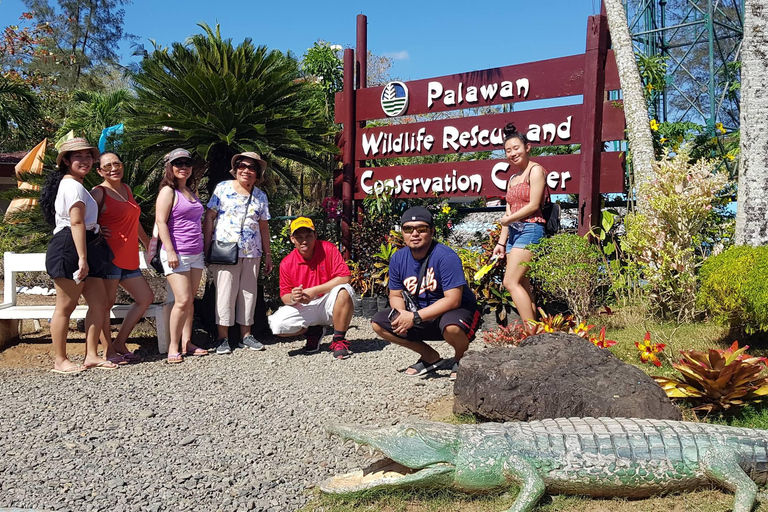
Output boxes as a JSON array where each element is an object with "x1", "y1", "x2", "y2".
[{"x1": 0, "y1": 252, "x2": 172, "y2": 353}]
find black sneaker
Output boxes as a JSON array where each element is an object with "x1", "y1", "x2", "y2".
[
  {"x1": 329, "y1": 338, "x2": 350, "y2": 360},
  {"x1": 215, "y1": 337, "x2": 231, "y2": 355},
  {"x1": 303, "y1": 326, "x2": 323, "y2": 353}
]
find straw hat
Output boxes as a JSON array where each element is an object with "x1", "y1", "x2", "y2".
[
  {"x1": 230, "y1": 152, "x2": 267, "y2": 177},
  {"x1": 56, "y1": 138, "x2": 100, "y2": 168}
]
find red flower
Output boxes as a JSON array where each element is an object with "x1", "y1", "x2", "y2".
[{"x1": 635, "y1": 331, "x2": 665, "y2": 367}]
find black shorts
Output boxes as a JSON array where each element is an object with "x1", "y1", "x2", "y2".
[
  {"x1": 372, "y1": 307, "x2": 480, "y2": 343},
  {"x1": 46, "y1": 228, "x2": 114, "y2": 280}
]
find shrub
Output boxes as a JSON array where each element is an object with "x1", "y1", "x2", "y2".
[
  {"x1": 697, "y1": 245, "x2": 768, "y2": 334},
  {"x1": 622, "y1": 145, "x2": 727, "y2": 321},
  {"x1": 482, "y1": 321, "x2": 529, "y2": 347},
  {"x1": 654, "y1": 341, "x2": 768, "y2": 414},
  {"x1": 525, "y1": 233, "x2": 603, "y2": 319}
]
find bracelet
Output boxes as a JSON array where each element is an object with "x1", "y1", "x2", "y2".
[{"x1": 496, "y1": 243, "x2": 505, "y2": 247}]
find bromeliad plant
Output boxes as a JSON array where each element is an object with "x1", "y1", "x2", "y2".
[
  {"x1": 654, "y1": 341, "x2": 768, "y2": 414},
  {"x1": 482, "y1": 321, "x2": 530, "y2": 348},
  {"x1": 635, "y1": 331, "x2": 666, "y2": 367},
  {"x1": 528, "y1": 308, "x2": 576, "y2": 334}
]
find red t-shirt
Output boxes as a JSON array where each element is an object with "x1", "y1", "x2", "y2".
[{"x1": 279, "y1": 240, "x2": 351, "y2": 297}]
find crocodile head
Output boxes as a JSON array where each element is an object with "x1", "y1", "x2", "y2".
[{"x1": 321, "y1": 420, "x2": 460, "y2": 493}]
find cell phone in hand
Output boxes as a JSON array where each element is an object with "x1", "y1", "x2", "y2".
[{"x1": 387, "y1": 308, "x2": 400, "y2": 321}]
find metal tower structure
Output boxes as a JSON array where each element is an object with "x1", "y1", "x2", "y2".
[{"x1": 624, "y1": 0, "x2": 744, "y2": 134}]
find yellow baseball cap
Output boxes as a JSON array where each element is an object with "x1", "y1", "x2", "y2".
[{"x1": 290, "y1": 217, "x2": 315, "y2": 235}]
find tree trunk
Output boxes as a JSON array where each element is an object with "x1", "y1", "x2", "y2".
[
  {"x1": 603, "y1": 0, "x2": 656, "y2": 211},
  {"x1": 735, "y1": 0, "x2": 768, "y2": 246}
]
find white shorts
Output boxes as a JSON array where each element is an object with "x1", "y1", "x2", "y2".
[
  {"x1": 268, "y1": 284, "x2": 355, "y2": 335},
  {"x1": 160, "y1": 248, "x2": 205, "y2": 276}
]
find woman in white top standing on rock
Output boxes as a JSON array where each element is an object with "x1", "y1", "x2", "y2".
[{"x1": 39, "y1": 138, "x2": 119, "y2": 373}]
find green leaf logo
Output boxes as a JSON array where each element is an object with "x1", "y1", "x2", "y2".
[{"x1": 380, "y1": 81, "x2": 409, "y2": 117}]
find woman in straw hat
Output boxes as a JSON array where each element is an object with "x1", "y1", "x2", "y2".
[
  {"x1": 155, "y1": 148, "x2": 207, "y2": 363},
  {"x1": 39, "y1": 137, "x2": 120, "y2": 373},
  {"x1": 91, "y1": 151, "x2": 154, "y2": 364},
  {"x1": 203, "y1": 152, "x2": 272, "y2": 355}
]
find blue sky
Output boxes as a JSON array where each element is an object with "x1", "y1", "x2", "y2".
[{"x1": 1, "y1": 0, "x2": 603, "y2": 81}]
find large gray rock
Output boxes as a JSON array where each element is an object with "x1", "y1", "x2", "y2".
[{"x1": 453, "y1": 332, "x2": 681, "y2": 422}]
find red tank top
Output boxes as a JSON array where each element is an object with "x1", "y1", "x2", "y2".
[
  {"x1": 505, "y1": 167, "x2": 545, "y2": 224},
  {"x1": 97, "y1": 184, "x2": 141, "y2": 270}
]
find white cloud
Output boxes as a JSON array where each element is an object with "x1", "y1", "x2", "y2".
[{"x1": 384, "y1": 50, "x2": 410, "y2": 60}]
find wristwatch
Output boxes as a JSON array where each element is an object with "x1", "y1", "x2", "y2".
[{"x1": 412, "y1": 311, "x2": 423, "y2": 325}]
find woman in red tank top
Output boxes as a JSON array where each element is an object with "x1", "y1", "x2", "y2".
[
  {"x1": 91, "y1": 152, "x2": 155, "y2": 364},
  {"x1": 491, "y1": 124, "x2": 547, "y2": 331}
]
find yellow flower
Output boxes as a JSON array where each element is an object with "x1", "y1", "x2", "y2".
[
  {"x1": 650, "y1": 119, "x2": 659, "y2": 131},
  {"x1": 715, "y1": 122, "x2": 726, "y2": 134},
  {"x1": 726, "y1": 153, "x2": 735, "y2": 161},
  {"x1": 659, "y1": 137, "x2": 667, "y2": 143},
  {"x1": 646, "y1": 83, "x2": 654, "y2": 91},
  {"x1": 441, "y1": 205, "x2": 451, "y2": 214}
]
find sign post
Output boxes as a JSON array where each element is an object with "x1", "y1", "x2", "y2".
[{"x1": 336, "y1": 12, "x2": 625, "y2": 255}]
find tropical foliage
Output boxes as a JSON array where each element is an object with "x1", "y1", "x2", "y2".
[
  {"x1": 654, "y1": 341, "x2": 768, "y2": 414},
  {"x1": 129, "y1": 23, "x2": 337, "y2": 193}
]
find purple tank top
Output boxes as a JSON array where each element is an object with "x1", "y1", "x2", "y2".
[{"x1": 165, "y1": 189, "x2": 204, "y2": 255}]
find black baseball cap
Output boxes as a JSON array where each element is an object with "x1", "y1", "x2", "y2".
[{"x1": 401, "y1": 206, "x2": 433, "y2": 226}]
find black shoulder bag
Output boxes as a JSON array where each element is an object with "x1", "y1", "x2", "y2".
[
  {"x1": 209, "y1": 189, "x2": 253, "y2": 265},
  {"x1": 401, "y1": 241, "x2": 436, "y2": 312}
]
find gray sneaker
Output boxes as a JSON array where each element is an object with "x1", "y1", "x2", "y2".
[
  {"x1": 239, "y1": 334, "x2": 265, "y2": 351},
  {"x1": 215, "y1": 337, "x2": 231, "y2": 355}
]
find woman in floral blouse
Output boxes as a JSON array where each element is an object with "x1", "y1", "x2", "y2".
[{"x1": 203, "y1": 152, "x2": 272, "y2": 354}]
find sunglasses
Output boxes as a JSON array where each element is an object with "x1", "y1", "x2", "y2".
[
  {"x1": 402, "y1": 225, "x2": 431, "y2": 234},
  {"x1": 236, "y1": 162, "x2": 259, "y2": 172},
  {"x1": 100, "y1": 162, "x2": 123, "y2": 171},
  {"x1": 173, "y1": 159, "x2": 193, "y2": 167}
]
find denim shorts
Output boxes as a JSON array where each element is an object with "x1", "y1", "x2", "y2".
[
  {"x1": 506, "y1": 222, "x2": 545, "y2": 250},
  {"x1": 104, "y1": 262, "x2": 143, "y2": 281}
]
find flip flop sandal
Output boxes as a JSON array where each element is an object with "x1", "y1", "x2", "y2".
[
  {"x1": 166, "y1": 353, "x2": 183, "y2": 364},
  {"x1": 184, "y1": 347, "x2": 208, "y2": 357},
  {"x1": 84, "y1": 361, "x2": 120, "y2": 370},
  {"x1": 118, "y1": 351, "x2": 141, "y2": 363},
  {"x1": 404, "y1": 358, "x2": 444, "y2": 377},
  {"x1": 50, "y1": 365, "x2": 86, "y2": 374},
  {"x1": 450, "y1": 362, "x2": 459, "y2": 381},
  {"x1": 107, "y1": 355, "x2": 129, "y2": 366}
]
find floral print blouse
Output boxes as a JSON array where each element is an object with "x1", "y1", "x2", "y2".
[{"x1": 207, "y1": 180, "x2": 271, "y2": 258}]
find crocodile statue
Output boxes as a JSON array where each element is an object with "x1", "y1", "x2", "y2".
[{"x1": 321, "y1": 417, "x2": 768, "y2": 512}]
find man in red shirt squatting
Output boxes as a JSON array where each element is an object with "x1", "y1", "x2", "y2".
[{"x1": 267, "y1": 217, "x2": 355, "y2": 359}]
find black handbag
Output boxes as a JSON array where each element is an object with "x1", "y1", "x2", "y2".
[
  {"x1": 208, "y1": 189, "x2": 253, "y2": 265},
  {"x1": 150, "y1": 250, "x2": 165, "y2": 274}
]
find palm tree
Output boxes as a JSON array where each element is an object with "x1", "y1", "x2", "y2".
[
  {"x1": 129, "y1": 23, "x2": 336, "y2": 192},
  {"x1": 58, "y1": 88, "x2": 133, "y2": 144},
  {"x1": 0, "y1": 75, "x2": 39, "y2": 139},
  {"x1": 734, "y1": 0, "x2": 768, "y2": 246},
  {"x1": 603, "y1": 0, "x2": 656, "y2": 211}
]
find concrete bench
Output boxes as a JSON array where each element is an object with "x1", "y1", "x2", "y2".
[{"x1": 0, "y1": 252, "x2": 172, "y2": 353}]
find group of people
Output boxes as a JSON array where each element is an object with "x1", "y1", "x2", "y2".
[{"x1": 39, "y1": 121, "x2": 548, "y2": 380}]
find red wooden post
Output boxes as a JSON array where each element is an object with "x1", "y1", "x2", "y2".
[
  {"x1": 355, "y1": 14, "x2": 368, "y2": 226},
  {"x1": 578, "y1": 14, "x2": 609, "y2": 236},
  {"x1": 341, "y1": 49, "x2": 356, "y2": 259},
  {"x1": 356, "y1": 14, "x2": 367, "y2": 90}
]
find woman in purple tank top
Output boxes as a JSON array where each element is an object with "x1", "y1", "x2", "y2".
[{"x1": 155, "y1": 148, "x2": 208, "y2": 363}]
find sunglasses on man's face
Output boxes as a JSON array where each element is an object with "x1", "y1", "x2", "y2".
[
  {"x1": 236, "y1": 162, "x2": 259, "y2": 172},
  {"x1": 173, "y1": 159, "x2": 193, "y2": 167},
  {"x1": 402, "y1": 224, "x2": 431, "y2": 234}
]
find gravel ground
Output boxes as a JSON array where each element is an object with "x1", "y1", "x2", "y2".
[{"x1": 0, "y1": 317, "x2": 466, "y2": 512}]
